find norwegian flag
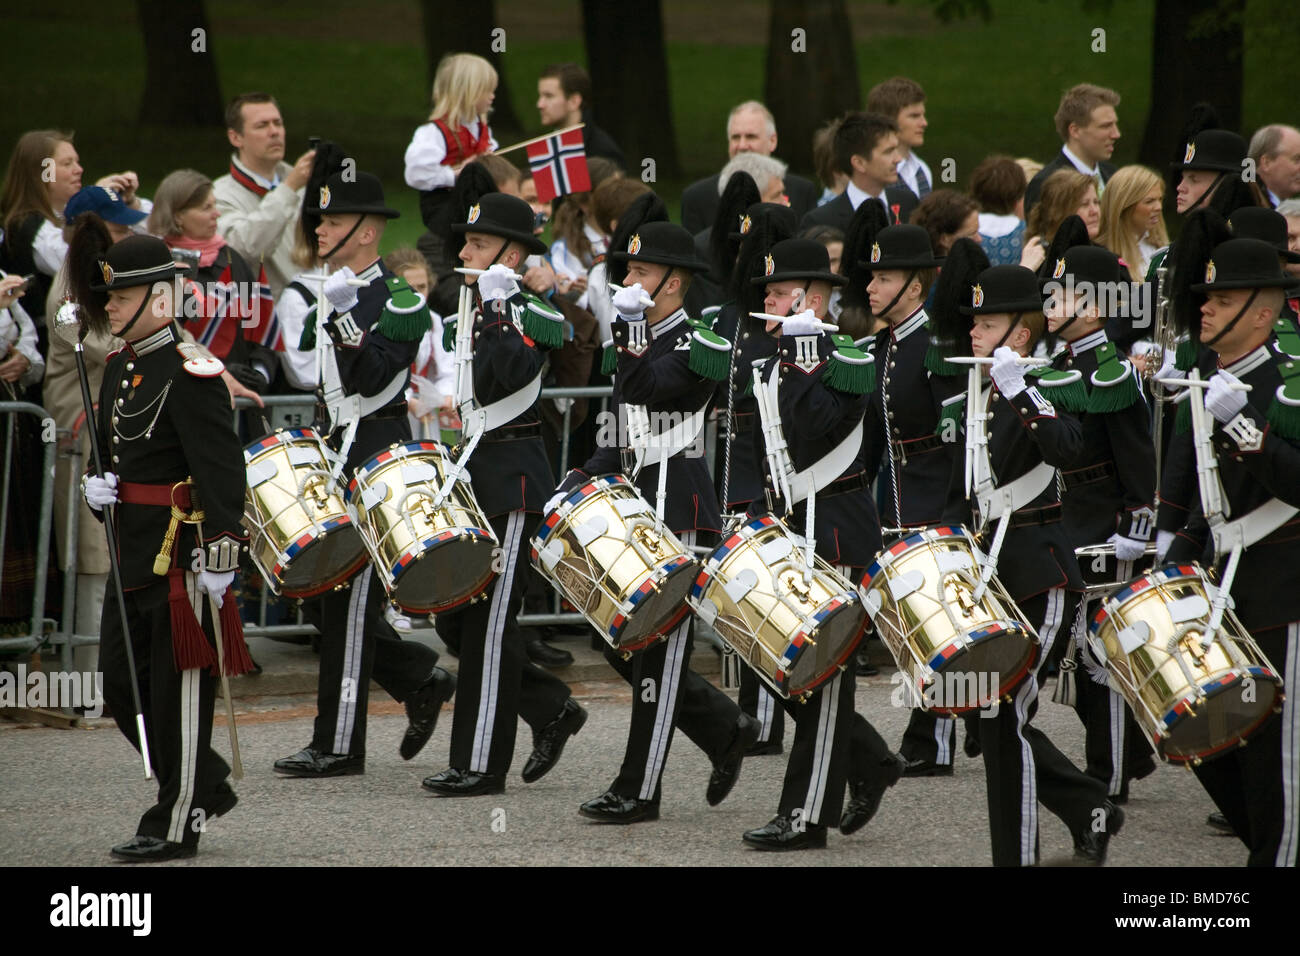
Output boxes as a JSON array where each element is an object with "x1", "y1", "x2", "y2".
[
  {"x1": 244, "y1": 265, "x2": 282, "y2": 351},
  {"x1": 526, "y1": 128, "x2": 591, "y2": 203},
  {"x1": 182, "y1": 263, "x2": 282, "y2": 359}
]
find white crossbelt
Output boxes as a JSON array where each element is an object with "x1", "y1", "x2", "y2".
[
  {"x1": 1212, "y1": 496, "x2": 1299, "y2": 553},
  {"x1": 763, "y1": 363, "x2": 862, "y2": 504}
]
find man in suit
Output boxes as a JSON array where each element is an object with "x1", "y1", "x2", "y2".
[
  {"x1": 681, "y1": 101, "x2": 820, "y2": 233},
  {"x1": 1248, "y1": 125, "x2": 1300, "y2": 209},
  {"x1": 867, "y1": 77, "x2": 933, "y2": 203},
  {"x1": 537, "y1": 62, "x2": 625, "y2": 167},
  {"x1": 798, "y1": 112, "x2": 917, "y2": 234},
  {"x1": 1024, "y1": 83, "x2": 1121, "y2": 214}
]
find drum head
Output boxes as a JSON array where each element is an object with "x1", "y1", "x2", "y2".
[
  {"x1": 1162, "y1": 674, "x2": 1281, "y2": 763},
  {"x1": 785, "y1": 601, "x2": 868, "y2": 697},
  {"x1": 392, "y1": 535, "x2": 498, "y2": 614},
  {"x1": 614, "y1": 560, "x2": 697, "y2": 650},
  {"x1": 932, "y1": 622, "x2": 1036, "y2": 709},
  {"x1": 280, "y1": 527, "x2": 368, "y2": 598}
]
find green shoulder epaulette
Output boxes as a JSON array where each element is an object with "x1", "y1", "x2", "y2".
[
  {"x1": 1273, "y1": 317, "x2": 1300, "y2": 359},
  {"x1": 823, "y1": 332, "x2": 875, "y2": 395},
  {"x1": 376, "y1": 275, "x2": 433, "y2": 343},
  {"x1": 515, "y1": 291, "x2": 566, "y2": 350},
  {"x1": 935, "y1": 390, "x2": 966, "y2": 439},
  {"x1": 1026, "y1": 366, "x2": 1088, "y2": 413},
  {"x1": 600, "y1": 342, "x2": 618, "y2": 375},
  {"x1": 1085, "y1": 341, "x2": 1141, "y2": 413},
  {"x1": 924, "y1": 338, "x2": 964, "y2": 377},
  {"x1": 442, "y1": 314, "x2": 457, "y2": 353},
  {"x1": 1267, "y1": 356, "x2": 1300, "y2": 440},
  {"x1": 298, "y1": 302, "x2": 319, "y2": 351},
  {"x1": 687, "y1": 317, "x2": 731, "y2": 381},
  {"x1": 1175, "y1": 337, "x2": 1199, "y2": 372}
]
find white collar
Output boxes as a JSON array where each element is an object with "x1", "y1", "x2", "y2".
[
  {"x1": 1061, "y1": 145, "x2": 1099, "y2": 177},
  {"x1": 130, "y1": 322, "x2": 178, "y2": 356},
  {"x1": 652, "y1": 307, "x2": 688, "y2": 338},
  {"x1": 231, "y1": 154, "x2": 281, "y2": 190},
  {"x1": 1068, "y1": 329, "x2": 1109, "y2": 354},
  {"x1": 352, "y1": 260, "x2": 384, "y2": 283},
  {"x1": 845, "y1": 180, "x2": 885, "y2": 211},
  {"x1": 896, "y1": 152, "x2": 918, "y2": 174},
  {"x1": 1222, "y1": 343, "x2": 1272, "y2": 377},
  {"x1": 891, "y1": 307, "x2": 928, "y2": 341},
  {"x1": 978, "y1": 212, "x2": 1022, "y2": 238}
]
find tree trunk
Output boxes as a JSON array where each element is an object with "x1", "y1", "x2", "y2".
[
  {"x1": 764, "y1": 0, "x2": 861, "y2": 175},
  {"x1": 1138, "y1": 0, "x2": 1244, "y2": 172},
  {"x1": 136, "y1": 0, "x2": 223, "y2": 126},
  {"x1": 582, "y1": 0, "x2": 679, "y2": 181},
  {"x1": 418, "y1": 0, "x2": 522, "y2": 142}
]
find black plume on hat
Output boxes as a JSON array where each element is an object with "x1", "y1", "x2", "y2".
[
  {"x1": 1038, "y1": 215, "x2": 1092, "y2": 282},
  {"x1": 65, "y1": 214, "x2": 115, "y2": 337},
  {"x1": 929, "y1": 237, "x2": 990, "y2": 360},
  {"x1": 730, "y1": 202, "x2": 797, "y2": 312},
  {"x1": 710, "y1": 171, "x2": 760, "y2": 283},
  {"x1": 1165, "y1": 207, "x2": 1231, "y2": 339},
  {"x1": 607, "y1": 192, "x2": 668, "y2": 287},
  {"x1": 445, "y1": 162, "x2": 498, "y2": 247},
  {"x1": 299, "y1": 139, "x2": 350, "y2": 260},
  {"x1": 838, "y1": 198, "x2": 890, "y2": 313},
  {"x1": 1190, "y1": 237, "x2": 1293, "y2": 291}
]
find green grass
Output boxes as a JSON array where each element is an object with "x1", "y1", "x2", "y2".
[{"x1": 5, "y1": 0, "x2": 1296, "y2": 256}]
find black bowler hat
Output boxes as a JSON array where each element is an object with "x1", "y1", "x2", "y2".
[
  {"x1": 308, "y1": 170, "x2": 399, "y2": 219},
  {"x1": 450, "y1": 192, "x2": 547, "y2": 254},
  {"x1": 751, "y1": 238, "x2": 846, "y2": 286},
  {"x1": 1172, "y1": 130, "x2": 1247, "y2": 173},
  {"x1": 90, "y1": 235, "x2": 186, "y2": 291},
  {"x1": 1045, "y1": 245, "x2": 1125, "y2": 286},
  {"x1": 1191, "y1": 238, "x2": 1294, "y2": 291},
  {"x1": 858, "y1": 224, "x2": 943, "y2": 270},
  {"x1": 960, "y1": 264, "x2": 1044, "y2": 315},
  {"x1": 1229, "y1": 207, "x2": 1300, "y2": 263},
  {"x1": 731, "y1": 201, "x2": 797, "y2": 241},
  {"x1": 611, "y1": 221, "x2": 710, "y2": 272}
]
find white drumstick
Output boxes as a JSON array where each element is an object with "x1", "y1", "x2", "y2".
[
  {"x1": 1156, "y1": 376, "x2": 1251, "y2": 392},
  {"x1": 295, "y1": 272, "x2": 368, "y2": 288},
  {"x1": 748, "y1": 311, "x2": 839, "y2": 332},
  {"x1": 948, "y1": 355, "x2": 1051, "y2": 367},
  {"x1": 455, "y1": 266, "x2": 526, "y2": 280}
]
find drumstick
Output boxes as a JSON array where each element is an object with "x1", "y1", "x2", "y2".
[
  {"x1": 947, "y1": 355, "x2": 1051, "y2": 366},
  {"x1": 1155, "y1": 376, "x2": 1251, "y2": 391},
  {"x1": 294, "y1": 273, "x2": 369, "y2": 288},
  {"x1": 454, "y1": 266, "x2": 527, "y2": 280},
  {"x1": 748, "y1": 311, "x2": 839, "y2": 332}
]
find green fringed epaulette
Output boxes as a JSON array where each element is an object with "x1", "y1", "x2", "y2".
[
  {"x1": 442, "y1": 316, "x2": 457, "y2": 353},
  {"x1": 1266, "y1": 356, "x2": 1300, "y2": 440},
  {"x1": 1175, "y1": 337, "x2": 1199, "y2": 372},
  {"x1": 600, "y1": 342, "x2": 617, "y2": 375},
  {"x1": 1273, "y1": 317, "x2": 1300, "y2": 359},
  {"x1": 935, "y1": 391, "x2": 966, "y2": 439},
  {"x1": 516, "y1": 292, "x2": 566, "y2": 350},
  {"x1": 298, "y1": 303, "x2": 318, "y2": 351},
  {"x1": 688, "y1": 322, "x2": 731, "y2": 381},
  {"x1": 699, "y1": 304, "x2": 722, "y2": 329},
  {"x1": 1086, "y1": 342, "x2": 1141, "y2": 413},
  {"x1": 823, "y1": 333, "x2": 875, "y2": 395},
  {"x1": 376, "y1": 275, "x2": 433, "y2": 343},
  {"x1": 924, "y1": 341, "x2": 964, "y2": 377},
  {"x1": 1027, "y1": 367, "x2": 1088, "y2": 413},
  {"x1": 1175, "y1": 396, "x2": 1191, "y2": 435}
]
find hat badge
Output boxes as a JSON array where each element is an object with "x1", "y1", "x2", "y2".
[
  {"x1": 319, "y1": 185, "x2": 331, "y2": 209},
  {"x1": 467, "y1": 203, "x2": 481, "y2": 224},
  {"x1": 1184, "y1": 142, "x2": 1196, "y2": 164},
  {"x1": 1205, "y1": 259, "x2": 1216, "y2": 284},
  {"x1": 739, "y1": 214, "x2": 752, "y2": 235},
  {"x1": 870, "y1": 242, "x2": 881, "y2": 264},
  {"x1": 971, "y1": 284, "x2": 984, "y2": 308},
  {"x1": 764, "y1": 254, "x2": 775, "y2": 277},
  {"x1": 1052, "y1": 258, "x2": 1066, "y2": 279},
  {"x1": 99, "y1": 261, "x2": 114, "y2": 285},
  {"x1": 628, "y1": 233, "x2": 642, "y2": 255}
]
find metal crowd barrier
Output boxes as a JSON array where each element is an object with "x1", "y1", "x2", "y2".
[{"x1": 0, "y1": 401, "x2": 58, "y2": 656}]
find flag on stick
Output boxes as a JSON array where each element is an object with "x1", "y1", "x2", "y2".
[{"x1": 526, "y1": 128, "x2": 591, "y2": 203}]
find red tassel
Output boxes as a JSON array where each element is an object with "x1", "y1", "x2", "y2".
[
  {"x1": 217, "y1": 591, "x2": 256, "y2": 677},
  {"x1": 169, "y1": 569, "x2": 217, "y2": 672}
]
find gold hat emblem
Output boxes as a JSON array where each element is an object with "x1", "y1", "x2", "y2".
[
  {"x1": 1052, "y1": 258, "x2": 1066, "y2": 279},
  {"x1": 628, "y1": 233, "x2": 641, "y2": 255},
  {"x1": 870, "y1": 242, "x2": 881, "y2": 264},
  {"x1": 319, "y1": 185, "x2": 331, "y2": 209},
  {"x1": 467, "y1": 203, "x2": 481, "y2": 224},
  {"x1": 1205, "y1": 259, "x2": 1216, "y2": 284},
  {"x1": 764, "y1": 254, "x2": 775, "y2": 276},
  {"x1": 99, "y1": 261, "x2": 114, "y2": 285},
  {"x1": 739, "y1": 214, "x2": 752, "y2": 235},
  {"x1": 971, "y1": 284, "x2": 984, "y2": 308},
  {"x1": 1184, "y1": 142, "x2": 1196, "y2": 164}
]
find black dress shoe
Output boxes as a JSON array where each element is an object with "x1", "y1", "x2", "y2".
[
  {"x1": 522, "y1": 698, "x2": 588, "y2": 783},
  {"x1": 1206, "y1": 811, "x2": 1236, "y2": 835},
  {"x1": 1074, "y1": 800, "x2": 1125, "y2": 863},
  {"x1": 578, "y1": 790, "x2": 660, "y2": 823},
  {"x1": 745, "y1": 739, "x2": 784, "y2": 757},
  {"x1": 273, "y1": 747, "x2": 365, "y2": 777},
  {"x1": 400, "y1": 667, "x2": 456, "y2": 760},
  {"x1": 963, "y1": 732, "x2": 982, "y2": 759},
  {"x1": 525, "y1": 637, "x2": 574, "y2": 669},
  {"x1": 110, "y1": 835, "x2": 197, "y2": 863},
  {"x1": 707, "y1": 713, "x2": 760, "y2": 806},
  {"x1": 902, "y1": 757, "x2": 953, "y2": 777},
  {"x1": 742, "y1": 815, "x2": 828, "y2": 851},
  {"x1": 840, "y1": 753, "x2": 905, "y2": 835},
  {"x1": 421, "y1": 768, "x2": 505, "y2": 796},
  {"x1": 198, "y1": 782, "x2": 238, "y2": 824},
  {"x1": 854, "y1": 650, "x2": 879, "y2": 677}
]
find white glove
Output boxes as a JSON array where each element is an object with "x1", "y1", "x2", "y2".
[
  {"x1": 990, "y1": 346, "x2": 1027, "y2": 398},
  {"x1": 1108, "y1": 533, "x2": 1147, "y2": 563},
  {"x1": 1155, "y1": 529, "x2": 1175, "y2": 563},
  {"x1": 477, "y1": 263, "x2": 519, "y2": 303},
  {"x1": 779, "y1": 309, "x2": 823, "y2": 337},
  {"x1": 322, "y1": 267, "x2": 359, "y2": 312},
  {"x1": 384, "y1": 604, "x2": 413, "y2": 632},
  {"x1": 1204, "y1": 369, "x2": 1248, "y2": 424},
  {"x1": 198, "y1": 569, "x2": 236, "y2": 609},
  {"x1": 83, "y1": 472, "x2": 119, "y2": 511},
  {"x1": 612, "y1": 282, "x2": 654, "y2": 319},
  {"x1": 544, "y1": 489, "x2": 568, "y2": 515}
]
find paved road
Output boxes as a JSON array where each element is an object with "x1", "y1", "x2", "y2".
[{"x1": 0, "y1": 668, "x2": 1245, "y2": 868}]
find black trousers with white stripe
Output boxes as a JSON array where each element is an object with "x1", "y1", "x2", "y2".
[
  {"x1": 309, "y1": 567, "x2": 440, "y2": 756},
  {"x1": 739, "y1": 667, "x2": 785, "y2": 746},
  {"x1": 977, "y1": 587, "x2": 1109, "y2": 866},
  {"x1": 436, "y1": 510, "x2": 572, "y2": 775},
  {"x1": 100, "y1": 576, "x2": 228, "y2": 847},
  {"x1": 776, "y1": 670, "x2": 857, "y2": 825},
  {"x1": 1192, "y1": 622, "x2": 1298, "y2": 867},
  {"x1": 899, "y1": 708, "x2": 956, "y2": 765}
]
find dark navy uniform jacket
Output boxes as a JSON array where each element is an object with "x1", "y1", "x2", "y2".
[{"x1": 712, "y1": 303, "x2": 778, "y2": 510}]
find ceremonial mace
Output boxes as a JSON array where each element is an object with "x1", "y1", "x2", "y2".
[{"x1": 54, "y1": 302, "x2": 153, "y2": 779}]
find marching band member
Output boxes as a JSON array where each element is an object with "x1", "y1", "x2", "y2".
[
  {"x1": 1165, "y1": 237, "x2": 1300, "y2": 866},
  {"x1": 273, "y1": 171, "x2": 454, "y2": 778},
  {"x1": 555, "y1": 220, "x2": 759, "y2": 823},
  {"x1": 1043, "y1": 245, "x2": 1159, "y2": 802},
  {"x1": 422, "y1": 193, "x2": 586, "y2": 796},
  {"x1": 742, "y1": 238, "x2": 904, "y2": 849}
]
